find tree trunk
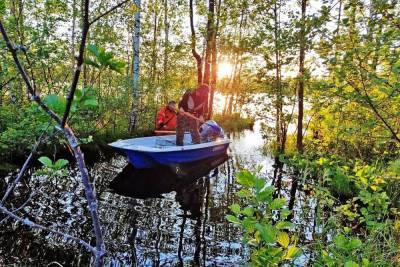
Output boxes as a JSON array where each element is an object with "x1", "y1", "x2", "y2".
[
  {"x1": 273, "y1": 2, "x2": 284, "y2": 154},
  {"x1": 151, "y1": 8, "x2": 158, "y2": 84},
  {"x1": 189, "y1": 0, "x2": 203, "y2": 84},
  {"x1": 208, "y1": 0, "x2": 221, "y2": 119},
  {"x1": 296, "y1": 0, "x2": 306, "y2": 154},
  {"x1": 129, "y1": 0, "x2": 141, "y2": 134},
  {"x1": 163, "y1": 0, "x2": 169, "y2": 102},
  {"x1": 203, "y1": 0, "x2": 215, "y2": 86},
  {"x1": 71, "y1": 0, "x2": 77, "y2": 74}
]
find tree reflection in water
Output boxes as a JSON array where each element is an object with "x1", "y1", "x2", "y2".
[
  {"x1": 1, "y1": 128, "x2": 273, "y2": 266},
  {"x1": 110, "y1": 153, "x2": 235, "y2": 266}
]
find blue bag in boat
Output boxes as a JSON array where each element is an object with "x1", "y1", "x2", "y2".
[{"x1": 199, "y1": 120, "x2": 225, "y2": 142}]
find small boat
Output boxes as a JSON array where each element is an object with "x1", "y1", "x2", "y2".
[{"x1": 109, "y1": 133, "x2": 230, "y2": 169}]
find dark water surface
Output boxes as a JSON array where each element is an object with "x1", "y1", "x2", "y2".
[{"x1": 1, "y1": 125, "x2": 280, "y2": 266}]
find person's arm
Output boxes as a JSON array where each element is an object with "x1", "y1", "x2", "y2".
[
  {"x1": 198, "y1": 115, "x2": 205, "y2": 123},
  {"x1": 156, "y1": 109, "x2": 166, "y2": 128}
]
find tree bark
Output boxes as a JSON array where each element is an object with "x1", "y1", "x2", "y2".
[
  {"x1": 208, "y1": 0, "x2": 221, "y2": 119},
  {"x1": 296, "y1": 0, "x2": 306, "y2": 154},
  {"x1": 189, "y1": 0, "x2": 203, "y2": 85},
  {"x1": 129, "y1": 0, "x2": 141, "y2": 134},
  {"x1": 273, "y1": 2, "x2": 284, "y2": 154},
  {"x1": 203, "y1": 0, "x2": 215, "y2": 86}
]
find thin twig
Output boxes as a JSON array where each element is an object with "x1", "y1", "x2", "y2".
[
  {"x1": 1, "y1": 122, "x2": 51, "y2": 204},
  {"x1": 61, "y1": 0, "x2": 90, "y2": 127},
  {"x1": 89, "y1": 0, "x2": 131, "y2": 26}
]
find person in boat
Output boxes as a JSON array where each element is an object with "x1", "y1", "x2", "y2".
[
  {"x1": 155, "y1": 101, "x2": 177, "y2": 133},
  {"x1": 176, "y1": 84, "x2": 209, "y2": 146},
  {"x1": 199, "y1": 120, "x2": 224, "y2": 142}
]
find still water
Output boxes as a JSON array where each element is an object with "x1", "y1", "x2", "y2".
[{"x1": 0, "y1": 125, "x2": 279, "y2": 266}]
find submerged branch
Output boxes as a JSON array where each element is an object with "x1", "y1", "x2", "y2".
[{"x1": 0, "y1": 205, "x2": 96, "y2": 255}]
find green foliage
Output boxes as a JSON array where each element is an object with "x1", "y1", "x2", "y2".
[
  {"x1": 38, "y1": 156, "x2": 68, "y2": 170},
  {"x1": 280, "y1": 154, "x2": 400, "y2": 266},
  {"x1": 226, "y1": 171, "x2": 301, "y2": 266},
  {"x1": 85, "y1": 44, "x2": 126, "y2": 74},
  {"x1": 213, "y1": 113, "x2": 254, "y2": 132}
]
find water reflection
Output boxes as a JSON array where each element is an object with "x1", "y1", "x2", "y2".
[
  {"x1": 1, "y1": 128, "x2": 273, "y2": 266},
  {"x1": 109, "y1": 153, "x2": 228, "y2": 200}
]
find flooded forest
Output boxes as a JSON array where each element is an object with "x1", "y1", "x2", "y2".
[{"x1": 1, "y1": 0, "x2": 400, "y2": 266}]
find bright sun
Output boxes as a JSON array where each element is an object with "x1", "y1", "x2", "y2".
[{"x1": 218, "y1": 62, "x2": 234, "y2": 78}]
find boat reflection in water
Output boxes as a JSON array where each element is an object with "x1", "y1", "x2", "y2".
[
  {"x1": 109, "y1": 153, "x2": 231, "y2": 266},
  {"x1": 109, "y1": 152, "x2": 229, "y2": 210}
]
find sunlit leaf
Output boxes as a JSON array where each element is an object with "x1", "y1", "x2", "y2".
[
  {"x1": 38, "y1": 156, "x2": 53, "y2": 167},
  {"x1": 54, "y1": 159, "x2": 69, "y2": 169},
  {"x1": 276, "y1": 231, "x2": 289, "y2": 248},
  {"x1": 270, "y1": 198, "x2": 286, "y2": 210},
  {"x1": 226, "y1": 215, "x2": 240, "y2": 224},
  {"x1": 229, "y1": 204, "x2": 241, "y2": 214},
  {"x1": 83, "y1": 99, "x2": 98, "y2": 107},
  {"x1": 284, "y1": 246, "x2": 301, "y2": 259},
  {"x1": 344, "y1": 260, "x2": 359, "y2": 267}
]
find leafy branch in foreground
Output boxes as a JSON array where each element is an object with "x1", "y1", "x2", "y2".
[
  {"x1": 0, "y1": 0, "x2": 134, "y2": 265},
  {"x1": 226, "y1": 170, "x2": 301, "y2": 266}
]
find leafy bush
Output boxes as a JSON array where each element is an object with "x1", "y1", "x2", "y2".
[
  {"x1": 214, "y1": 113, "x2": 254, "y2": 132},
  {"x1": 226, "y1": 170, "x2": 302, "y2": 266}
]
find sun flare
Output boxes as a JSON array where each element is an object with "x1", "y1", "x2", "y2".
[{"x1": 218, "y1": 62, "x2": 234, "y2": 78}]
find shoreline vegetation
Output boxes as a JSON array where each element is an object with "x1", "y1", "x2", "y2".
[{"x1": 0, "y1": 110, "x2": 253, "y2": 174}]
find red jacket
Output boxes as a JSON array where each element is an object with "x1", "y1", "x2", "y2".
[{"x1": 155, "y1": 106, "x2": 177, "y2": 131}]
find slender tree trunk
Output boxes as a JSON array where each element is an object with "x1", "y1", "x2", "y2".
[
  {"x1": 273, "y1": 3, "x2": 283, "y2": 154},
  {"x1": 129, "y1": 0, "x2": 141, "y2": 134},
  {"x1": 203, "y1": 0, "x2": 215, "y2": 86},
  {"x1": 189, "y1": 0, "x2": 203, "y2": 84},
  {"x1": 71, "y1": 0, "x2": 77, "y2": 74},
  {"x1": 151, "y1": 8, "x2": 158, "y2": 84},
  {"x1": 296, "y1": 0, "x2": 306, "y2": 153},
  {"x1": 208, "y1": 0, "x2": 221, "y2": 119},
  {"x1": 163, "y1": 0, "x2": 169, "y2": 102},
  {"x1": 203, "y1": 0, "x2": 215, "y2": 84}
]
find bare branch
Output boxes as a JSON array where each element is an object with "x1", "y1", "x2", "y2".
[
  {"x1": 89, "y1": 0, "x2": 131, "y2": 26},
  {"x1": 1, "y1": 123, "x2": 51, "y2": 204},
  {"x1": 61, "y1": 0, "x2": 90, "y2": 127}
]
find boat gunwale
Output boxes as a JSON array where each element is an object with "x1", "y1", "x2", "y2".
[{"x1": 108, "y1": 135, "x2": 231, "y2": 153}]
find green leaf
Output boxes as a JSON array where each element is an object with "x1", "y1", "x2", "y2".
[
  {"x1": 229, "y1": 204, "x2": 241, "y2": 214},
  {"x1": 84, "y1": 58, "x2": 100, "y2": 68},
  {"x1": 242, "y1": 207, "x2": 254, "y2": 217},
  {"x1": 43, "y1": 94, "x2": 66, "y2": 113},
  {"x1": 109, "y1": 60, "x2": 126, "y2": 74},
  {"x1": 237, "y1": 189, "x2": 251, "y2": 198},
  {"x1": 38, "y1": 156, "x2": 53, "y2": 167},
  {"x1": 237, "y1": 170, "x2": 257, "y2": 187},
  {"x1": 275, "y1": 221, "x2": 294, "y2": 230},
  {"x1": 226, "y1": 215, "x2": 240, "y2": 224},
  {"x1": 280, "y1": 209, "x2": 292, "y2": 219},
  {"x1": 270, "y1": 198, "x2": 286, "y2": 210},
  {"x1": 87, "y1": 44, "x2": 99, "y2": 57},
  {"x1": 255, "y1": 223, "x2": 276, "y2": 244},
  {"x1": 344, "y1": 261, "x2": 359, "y2": 267},
  {"x1": 348, "y1": 238, "x2": 362, "y2": 250},
  {"x1": 83, "y1": 99, "x2": 98, "y2": 107},
  {"x1": 54, "y1": 159, "x2": 69, "y2": 169},
  {"x1": 284, "y1": 246, "x2": 301, "y2": 260},
  {"x1": 276, "y1": 231, "x2": 290, "y2": 248}
]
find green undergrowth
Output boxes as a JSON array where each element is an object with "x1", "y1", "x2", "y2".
[
  {"x1": 213, "y1": 113, "x2": 254, "y2": 132},
  {"x1": 227, "y1": 156, "x2": 400, "y2": 266}
]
